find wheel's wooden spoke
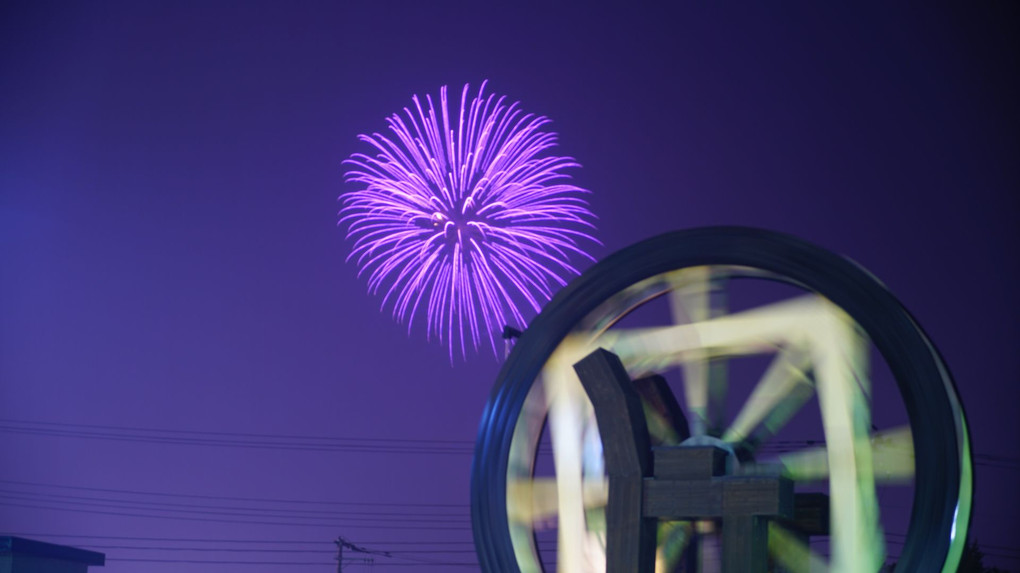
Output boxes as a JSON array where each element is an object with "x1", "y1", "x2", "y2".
[
  {"x1": 811, "y1": 308, "x2": 884, "y2": 571},
  {"x1": 507, "y1": 478, "x2": 555, "y2": 526},
  {"x1": 583, "y1": 526, "x2": 609, "y2": 573},
  {"x1": 598, "y1": 294, "x2": 825, "y2": 374},
  {"x1": 871, "y1": 425, "x2": 914, "y2": 483},
  {"x1": 582, "y1": 409, "x2": 606, "y2": 477},
  {"x1": 775, "y1": 444, "x2": 829, "y2": 482},
  {"x1": 721, "y1": 345, "x2": 813, "y2": 446},
  {"x1": 506, "y1": 477, "x2": 609, "y2": 524},
  {"x1": 584, "y1": 506, "x2": 607, "y2": 534},
  {"x1": 507, "y1": 381, "x2": 551, "y2": 573},
  {"x1": 643, "y1": 404, "x2": 681, "y2": 446},
  {"x1": 584, "y1": 266, "x2": 722, "y2": 336},
  {"x1": 655, "y1": 521, "x2": 693, "y2": 573},
  {"x1": 669, "y1": 267, "x2": 709, "y2": 437},
  {"x1": 743, "y1": 382, "x2": 816, "y2": 458},
  {"x1": 680, "y1": 359, "x2": 710, "y2": 438},
  {"x1": 766, "y1": 425, "x2": 916, "y2": 486},
  {"x1": 508, "y1": 380, "x2": 548, "y2": 477},
  {"x1": 543, "y1": 356, "x2": 596, "y2": 573},
  {"x1": 767, "y1": 522, "x2": 828, "y2": 573},
  {"x1": 584, "y1": 273, "x2": 676, "y2": 336}
]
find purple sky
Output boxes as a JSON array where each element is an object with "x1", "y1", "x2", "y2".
[{"x1": 1, "y1": 2, "x2": 1017, "y2": 571}]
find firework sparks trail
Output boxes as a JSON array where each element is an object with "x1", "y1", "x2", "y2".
[{"x1": 341, "y1": 82, "x2": 597, "y2": 359}]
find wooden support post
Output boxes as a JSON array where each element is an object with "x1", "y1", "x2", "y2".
[
  {"x1": 721, "y1": 515, "x2": 768, "y2": 572},
  {"x1": 574, "y1": 348, "x2": 657, "y2": 573}
]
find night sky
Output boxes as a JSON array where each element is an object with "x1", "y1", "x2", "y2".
[{"x1": 1, "y1": 2, "x2": 1017, "y2": 572}]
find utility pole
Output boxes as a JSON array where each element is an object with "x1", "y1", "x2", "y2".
[
  {"x1": 334, "y1": 536, "x2": 390, "y2": 572},
  {"x1": 335, "y1": 538, "x2": 342, "y2": 573}
]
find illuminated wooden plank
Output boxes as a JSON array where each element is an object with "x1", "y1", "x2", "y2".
[
  {"x1": 543, "y1": 347, "x2": 595, "y2": 573},
  {"x1": 722, "y1": 346, "x2": 812, "y2": 445},
  {"x1": 655, "y1": 521, "x2": 693, "y2": 573},
  {"x1": 810, "y1": 308, "x2": 883, "y2": 572},
  {"x1": 506, "y1": 477, "x2": 609, "y2": 524},
  {"x1": 669, "y1": 266, "x2": 710, "y2": 437},
  {"x1": 598, "y1": 295, "x2": 826, "y2": 374},
  {"x1": 767, "y1": 522, "x2": 828, "y2": 573},
  {"x1": 773, "y1": 425, "x2": 915, "y2": 486},
  {"x1": 871, "y1": 426, "x2": 914, "y2": 483},
  {"x1": 506, "y1": 376, "x2": 551, "y2": 573},
  {"x1": 668, "y1": 266, "x2": 728, "y2": 437}
]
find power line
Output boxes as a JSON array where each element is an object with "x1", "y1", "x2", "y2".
[
  {"x1": 0, "y1": 418, "x2": 474, "y2": 445},
  {"x1": 0, "y1": 420, "x2": 474, "y2": 455},
  {"x1": 72, "y1": 545, "x2": 334, "y2": 553},
  {"x1": 0, "y1": 497, "x2": 469, "y2": 526},
  {"x1": 0, "y1": 533, "x2": 482, "y2": 561},
  {"x1": 63, "y1": 545, "x2": 482, "y2": 555},
  {"x1": 0, "y1": 501, "x2": 472, "y2": 530},
  {"x1": 107, "y1": 558, "x2": 339, "y2": 565},
  {"x1": 0, "y1": 478, "x2": 466, "y2": 508},
  {"x1": 0, "y1": 533, "x2": 474, "y2": 545},
  {"x1": 0, "y1": 489, "x2": 469, "y2": 521},
  {"x1": 106, "y1": 559, "x2": 479, "y2": 567}
]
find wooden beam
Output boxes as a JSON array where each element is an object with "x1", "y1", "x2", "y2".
[{"x1": 573, "y1": 348, "x2": 656, "y2": 573}]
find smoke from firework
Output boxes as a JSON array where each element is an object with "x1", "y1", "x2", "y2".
[{"x1": 340, "y1": 82, "x2": 597, "y2": 359}]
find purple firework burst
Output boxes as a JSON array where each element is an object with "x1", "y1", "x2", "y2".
[{"x1": 340, "y1": 81, "x2": 597, "y2": 358}]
